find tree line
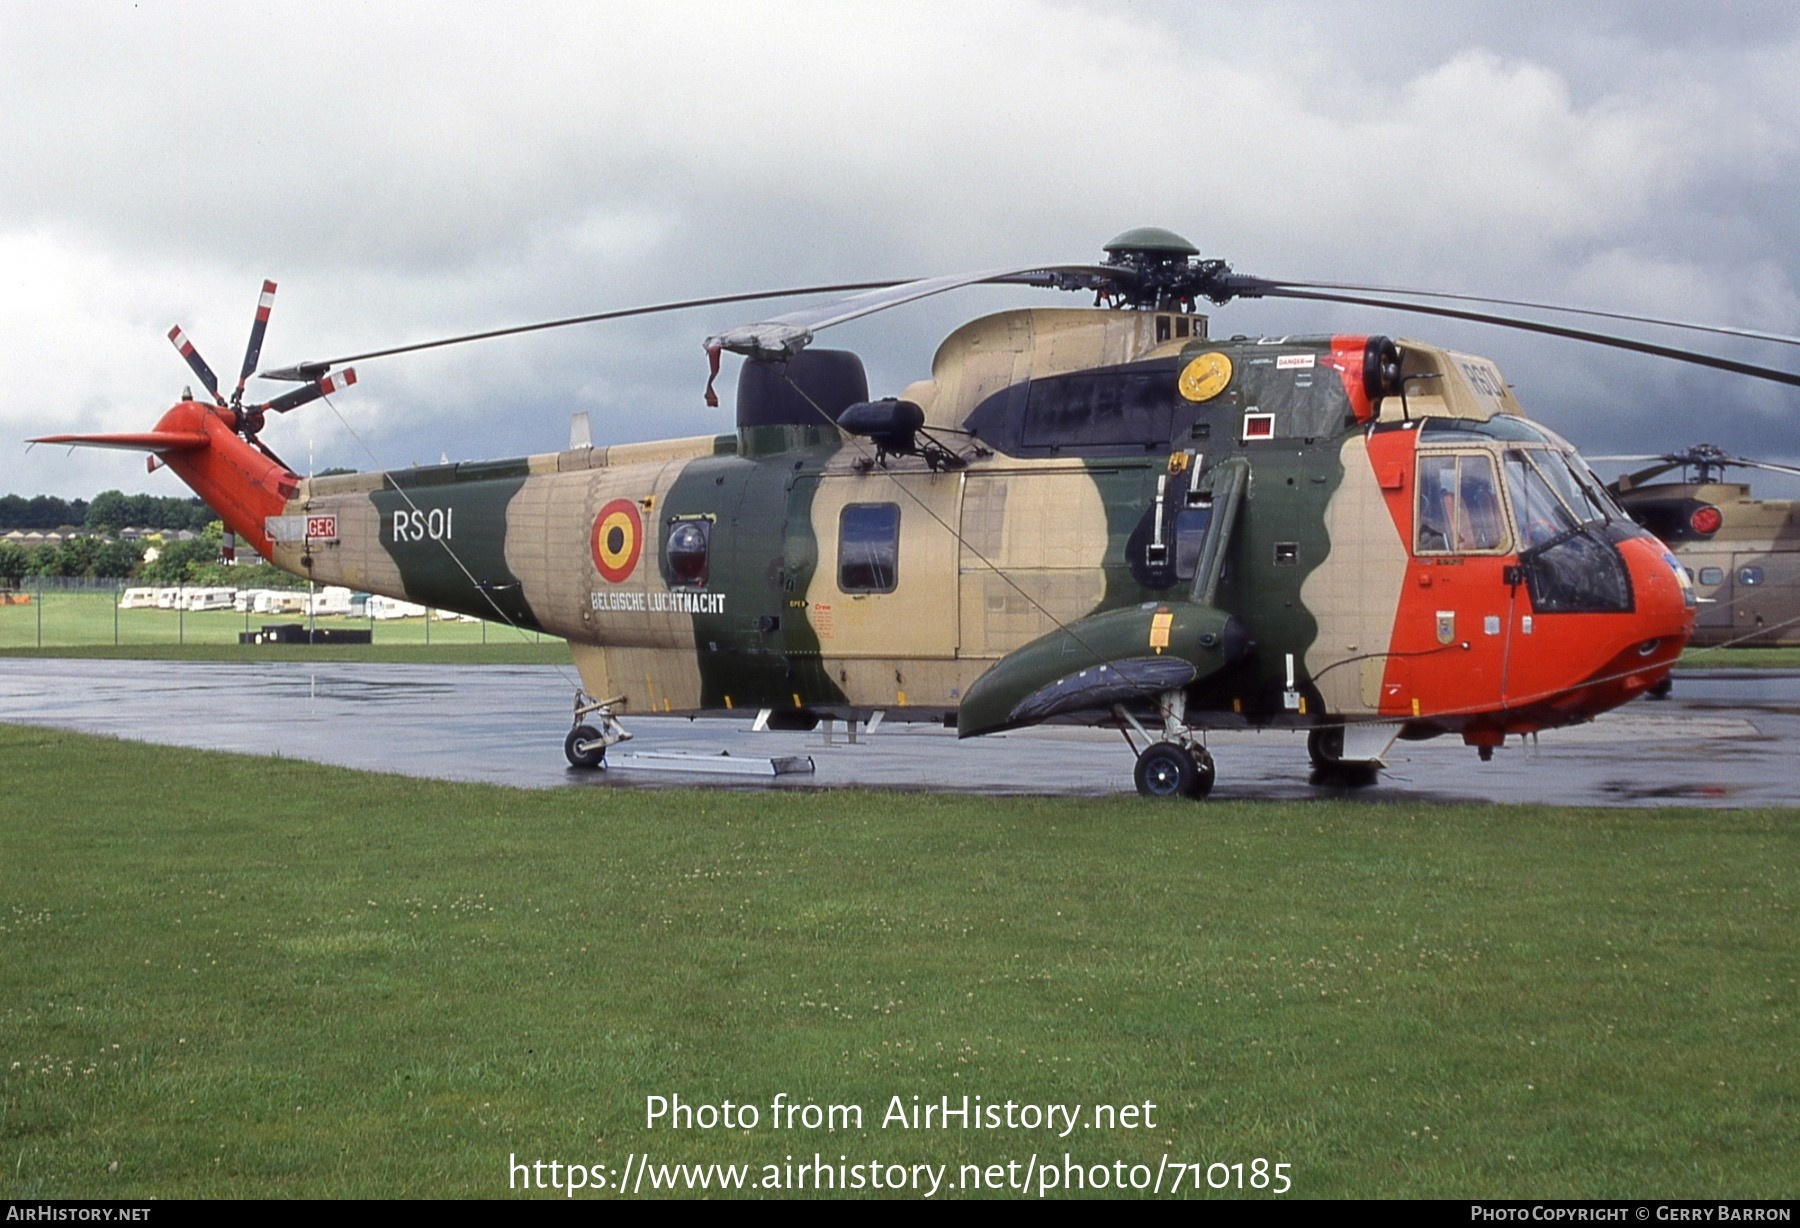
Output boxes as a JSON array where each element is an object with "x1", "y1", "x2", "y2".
[
  {"x1": 0, "y1": 522, "x2": 304, "y2": 588},
  {"x1": 0, "y1": 490, "x2": 217, "y2": 533},
  {"x1": 1, "y1": 488, "x2": 328, "y2": 588}
]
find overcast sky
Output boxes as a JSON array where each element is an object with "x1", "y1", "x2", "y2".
[{"x1": 5, "y1": 0, "x2": 1798, "y2": 498}]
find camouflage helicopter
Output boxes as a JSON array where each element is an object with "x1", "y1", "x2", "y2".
[
  {"x1": 41, "y1": 226, "x2": 1800, "y2": 799},
  {"x1": 1597, "y1": 444, "x2": 1800, "y2": 648}
]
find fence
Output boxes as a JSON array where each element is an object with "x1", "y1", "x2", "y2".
[{"x1": 0, "y1": 579, "x2": 541, "y2": 648}]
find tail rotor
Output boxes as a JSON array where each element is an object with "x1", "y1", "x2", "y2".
[{"x1": 166, "y1": 280, "x2": 355, "y2": 440}]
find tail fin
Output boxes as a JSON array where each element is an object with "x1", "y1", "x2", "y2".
[{"x1": 31, "y1": 400, "x2": 299, "y2": 558}]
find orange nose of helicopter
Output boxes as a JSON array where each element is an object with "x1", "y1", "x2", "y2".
[{"x1": 1562, "y1": 535, "x2": 1696, "y2": 717}]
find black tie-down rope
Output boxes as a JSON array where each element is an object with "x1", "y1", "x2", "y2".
[{"x1": 318, "y1": 390, "x2": 587, "y2": 693}]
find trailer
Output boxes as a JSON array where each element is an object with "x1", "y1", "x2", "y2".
[
  {"x1": 182, "y1": 587, "x2": 236, "y2": 611},
  {"x1": 368, "y1": 595, "x2": 428, "y2": 620}
]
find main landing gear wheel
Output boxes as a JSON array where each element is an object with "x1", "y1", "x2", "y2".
[
  {"x1": 565, "y1": 691, "x2": 633, "y2": 770},
  {"x1": 1307, "y1": 726, "x2": 1378, "y2": 789},
  {"x1": 565, "y1": 724, "x2": 606, "y2": 770},
  {"x1": 1133, "y1": 741, "x2": 1215, "y2": 800}
]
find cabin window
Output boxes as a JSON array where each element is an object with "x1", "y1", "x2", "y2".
[
  {"x1": 839, "y1": 503, "x2": 900, "y2": 593},
  {"x1": 1020, "y1": 371, "x2": 1175, "y2": 451},
  {"x1": 1699, "y1": 567, "x2": 1724, "y2": 586},
  {"x1": 665, "y1": 519, "x2": 711, "y2": 587},
  {"x1": 1172, "y1": 506, "x2": 1212, "y2": 581},
  {"x1": 1739, "y1": 566, "x2": 1764, "y2": 587},
  {"x1": 1417, "y1": 453, "x2": 1506, "y2": 553}
]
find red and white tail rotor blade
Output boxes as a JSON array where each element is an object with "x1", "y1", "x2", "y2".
[
  {"x1": 168, "y1": 326, "x2": 224, "y2": 405},
  {"x1": 233, "y1": 280, "x2": 278, "y2": 406}
]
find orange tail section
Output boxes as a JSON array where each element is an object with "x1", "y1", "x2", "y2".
[{"x1": 32, "y1": 400, "x2": 299, "y2": 558}]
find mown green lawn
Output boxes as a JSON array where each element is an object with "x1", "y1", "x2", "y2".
[
  {"x1": 0, "y1": 589, "x2": 565, "y2": 664},
  {"x1": 8, "y1": 590, "x2": 1800, "y2": 673},
  {"x1": 1679, "y1": 646, "x2": 1800, "y2": 669},
  {"x1": 0, "y1": 725, "x2": 1792, "y2": 1199}
]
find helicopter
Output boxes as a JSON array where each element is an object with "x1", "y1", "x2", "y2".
[
  {"x1": 42, "y1": 225, "x2": 1800, "y2": 800},
  {"x1": 1597, "y1": 444, "x2": 1800, "y2": 649}
]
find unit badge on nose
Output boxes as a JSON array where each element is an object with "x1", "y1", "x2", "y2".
[{"x1": 592, "y1": 498, "x2": 644, "y2": 583}]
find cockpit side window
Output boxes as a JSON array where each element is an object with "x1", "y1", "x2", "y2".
[{"x1": 1417, "y1": 452, "x2": 1506, "y2": 554}]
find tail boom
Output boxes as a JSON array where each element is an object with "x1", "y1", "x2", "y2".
[{"x1": 31, "y1": 400, "x2": 299, "y2": 558}]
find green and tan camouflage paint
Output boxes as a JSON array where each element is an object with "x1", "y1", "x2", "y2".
[{"x1": 269, "y1": 308, "x2": 1525, "y2": 727}]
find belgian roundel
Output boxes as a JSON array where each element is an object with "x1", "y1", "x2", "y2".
[{"x1": 591, "y1": 499, "x2": 643, "y2": 583}]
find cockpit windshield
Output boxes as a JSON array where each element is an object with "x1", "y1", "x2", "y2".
[
  {"x1": 1418, "y1": 441, "x2": 1624, "y2": 556},
  {"x1": 1564, "y1": 450, "x2": 1630, "y2": 521},
  {"x1": 1503, "y1": 449, "x2": 1580, "y2": 550},
  {"x1": 1528, "y1": 448, "x2": 1613, "y2": 526}
]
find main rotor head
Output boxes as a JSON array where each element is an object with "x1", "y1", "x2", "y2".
[{"x1": 1098, "y1": 227, "x2": 1235, "y2": 311}]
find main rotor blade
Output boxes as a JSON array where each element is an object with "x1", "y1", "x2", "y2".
[
  {"x1": 167, "y1": 326, "x2": 224, "y2": 404},
  {"x1": 1610, "y1": 460, "x2": 1686, "y2": 490},
  {"x1": 1231, "y1": 283, "x2": 1800, "y2": 389},
  {"x1": 1255, "y1": 278, "x2": 1800, "y2": 349},
  {"x1": 262, "y1": 282, "x2": 911, "y2": 377},
  {"x1": 706, "y1": 264, "x2": 1123, "y2": 358},
  {"x1": 257, "y1": 368, "x2": 357, "y2": 415},
  {"x1": 234, "y1": 279, "x2": 277, "y2": 405},
  {"x1": 1593, "y1": 448, "x2": 1800, "y2": 486},
  {"x1": 1727, "y1": 456, "x2": 1800, "y2": 479}
]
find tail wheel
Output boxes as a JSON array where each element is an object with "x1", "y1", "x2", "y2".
[
  {"x1": 1133, "y1": 741, "x2": 1215, "y2": 800},
  {"x1": 565, "y1": 724, "x2": 606, "y2": 770}
]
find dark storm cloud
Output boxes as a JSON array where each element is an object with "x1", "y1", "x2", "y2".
[{"x1": 4, "y1": 0, "x2": 1797, "y2": 497}]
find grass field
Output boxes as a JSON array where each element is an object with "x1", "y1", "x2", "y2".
[
  {"x1": 7, "y1": 590, "x2": 1800, "y2": 672},
  {"x1": 0, "y1": 723, "x2": 1792, "y2": 1199},
  {"x1": 0, "y1": 588, "x2": 567, "y2": 665},
  {"x1": 1678, "y1": 646, "x2": 1800, "y2": 669}
]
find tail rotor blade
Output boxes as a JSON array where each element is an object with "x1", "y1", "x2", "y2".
[
  {"x1": 168, "y1": 326, "x2": 224, "y2": 404},
  {"x1": 233, "y1": 280, "x2": 278, "y2": 406},
  {"x1": 259, "y1": 367, "x2": 356, "y2": 415}
]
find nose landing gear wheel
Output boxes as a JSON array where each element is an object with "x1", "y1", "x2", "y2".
[
  {"x1": 565, "y1": 723, "x2": 606, "y2": 770},
  {"x1": 1133, "y1": 741, "x2": 1215, "y2": 799}
]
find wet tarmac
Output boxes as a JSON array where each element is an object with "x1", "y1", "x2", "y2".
[{"x1": 1, "y1": 658, "x2": 1796, "y2": 808}]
